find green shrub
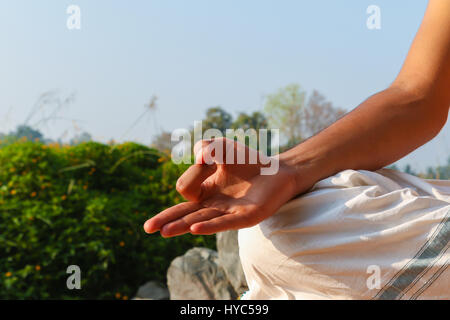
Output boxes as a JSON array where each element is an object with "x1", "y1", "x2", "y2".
[{"x1": 0, "y1": 141, "x2": 215, "y2": 299}]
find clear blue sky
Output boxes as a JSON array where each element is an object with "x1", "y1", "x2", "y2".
[{"x1": 1, "y1": 0, "x2": 447, "y2": 171}]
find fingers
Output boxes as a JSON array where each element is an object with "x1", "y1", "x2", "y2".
[
  {"x1": 194, "y1": 137, "x2": 262, "y2": 166},
  {"x1": 190, "y1": 212, "x2": 255, "y2": 235},
  {"x1": 193, "y1": 139, "x2": 212, "y2": 164},
  {"x1": 143, "y1": 202, "x2": 202, "y2": 234},
  {"x1": 145, "y1": 200, "x2": 257, "y2": 236},
  {"x1": 160, "y1": 207, "x2": 224, "y2": 237},
  {"x1": 176, "y1": 163, "x2": 216, "y2": 201},
  {"x1": 194, "y1": 139, "x2": 219, "y2": 164},
  {"x1": 194, "y1": 138, "x2": 228, "y2": 165}
]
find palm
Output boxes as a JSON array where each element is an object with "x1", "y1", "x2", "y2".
[{"x1": 144, "y1": 139, "x2": 297, "y2": 236}]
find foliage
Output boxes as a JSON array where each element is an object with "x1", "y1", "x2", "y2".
[
  {"x1": 69, "y1": 132, "x2": 92, "y2": 145},
  {"x1": 231, "y1": 111, "x2": 269, "y2": 132},
  {"x1": 264, "y1": 83, "x2": 306, "y2": 148},
  {"x1": 13, "y1": 125, "x2": 44, "y2": 142},
  {"x1": 0, "y1": 125, "x2": 45, "y2": 146},
  {"x1": 423, "y1": 158, "x2": 450, "y2": 179},
  {"x1": 0, "y1": 140, "x2": 215, "y2": 299},
  {"x1": 152, "y1": 108, "x2": 273, "y2": 155},
  {"x1": 303, "y1": 90, "x2": 346, "y2": 138},
  {"x1": 202, "y1": 107, "x2": 233, "y2": 135},
  {"x1": 151, "y1": 131, "x2": 173, "y2": 155},
  {"x1": 230, "y1": 111, "x2": 272, "y2": 154},
  {"x1": 264, "y1": 84, "x2": 345, "y2": 149}
]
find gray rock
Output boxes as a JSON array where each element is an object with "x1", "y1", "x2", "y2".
[
  {"x1": 167, "y1": 247, "x2": 237, "y2": 300},
  {"x1": 133, "y1": 281, "x2": 169, "y2": 300},
  {"x1": 216, "y1": 230, "x2": 248, "y2": 295}
]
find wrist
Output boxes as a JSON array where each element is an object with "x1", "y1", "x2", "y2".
[{"x1": 279, "y1": 145, "x2": 334, "y2": 196}]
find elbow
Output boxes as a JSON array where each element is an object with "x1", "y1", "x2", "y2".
[
  {"x1": 389, "y1": 82, "x2": 449, "y2": 133},
  {"x1": 387, "y1": 83, "x2": 448, "y2": 142},
  {"x1": 430, "y1": 104, "x2": 448, "y2": 137},
  {"x1": 389, "y1": 78, "x2": 433, "y2": 103},
  {"x1": 420, "y1": 89, "x2": 449, "y2": 137},
  {"x1": 415, "y1": 95, "x2": 448, "y2": 141},
  {"x1": 415, "y1": 94, "x2": 448, "y2": 142}
]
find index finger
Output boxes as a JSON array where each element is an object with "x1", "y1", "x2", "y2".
[{"x1": 143, "y1": 202, "x2": 203, "y2": 234}]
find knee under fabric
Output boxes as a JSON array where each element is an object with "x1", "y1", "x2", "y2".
[{"x1": 238, "y1": 169, "x2": 450, "y2": 300}]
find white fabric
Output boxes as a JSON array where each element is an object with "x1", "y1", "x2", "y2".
[{"x1": 238, "y1": 169, "x2": 450, "y2": 300}]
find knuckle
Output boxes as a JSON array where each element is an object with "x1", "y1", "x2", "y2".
[
  {"x1": 175, "y1": 179, "x2": 187, "y2": 194},
  {"x1": 176, "y1": 179, "x2": 201, "y2": 201}
]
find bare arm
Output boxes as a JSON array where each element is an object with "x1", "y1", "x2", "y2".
[
  {"x1": 144, "y1": 0, "x2": 450, "y2": 236},
  {"x1": 282, "y1": 0, "x2": 450, "y2": 194}
]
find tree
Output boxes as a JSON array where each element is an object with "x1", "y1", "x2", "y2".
[
  {"x1": 264, "y1": 84, "x2": 346, "y2": 149},
  {"x1": 202, "y1": 107, "x2": 233, "y2": 135},
  {"x1": 423, "y1": 157, "x2": 450, "y2": 179},
  {"x1": 12, "y1": 125, "x2": 43, "y2": 141},
  {"x1": 264, "y1": 84, "x2": 305, "y2": 148},
  {"x1": 303, "y1": 90, "x2": 346, "y2": 138},
  {"x1": 404, "y1": 164, "x2": 415, "y2": 175},
  {"x1": 231, "y1": 111, "x2": 268, "y2": 131},
  {"x1": 151, "y1": 131, "x2": 173, "y2": 154},
  {"x1": 231, "y1": 111, "x2": 272, "y2": 154},
  {"x1": 70, "y1": 132, "x2": 92, "y2": 145}
]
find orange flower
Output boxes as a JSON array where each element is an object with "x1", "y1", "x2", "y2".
[
  {"x1": 10, "y1": 190, "x2": 16, "y2": 195},
  {"x1": 35, "y1": 265, "x2": 41, "y2": 271},
  {"x1": 5, "y1": 272, "x2": 12, "y2": 277},
  {"x1": 115, "y1": 292, "x2": 121, "y2": 299},
  {"x1": 30, "y1": 191, "x2": 37, "y2": 197},
  {"x1": 83, "y1": 185, "x2": 88, "y2": 190},
  {"x1": 122, "y1": 296, "x2": 128, "y2": 300},
  {"x1": 119, "y1": 241, "x2": 125, "y2": 247},
  {"x1": 61, "y1": 195, "x2": 67, "y2": 200}
]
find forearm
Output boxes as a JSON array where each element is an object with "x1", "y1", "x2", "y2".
[
  {"x1": 279, "y1": 0, "x2": 450, "y2": 196},
  {"x1": 280, "y1": 86, "x2": 448, "y2": 195}
]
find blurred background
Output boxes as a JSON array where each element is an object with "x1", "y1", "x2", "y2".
[{"x1": 1, "y1": 0, "x2": 449, "y2": 299}]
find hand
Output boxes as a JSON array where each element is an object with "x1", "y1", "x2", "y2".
[{"x1": 143, "y1": 138, "x2": 311, "y2": 237}]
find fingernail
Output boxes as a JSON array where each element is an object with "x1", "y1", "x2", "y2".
[
  {"x1": 161, "y1": 225, "x2": 171, "y2": 237},
  {"x1": 143, "y1": 220, "x2": 155, "y2": 234},
  {"x1": 190, "y1": 224, "x2": 200, "y2": 233}
]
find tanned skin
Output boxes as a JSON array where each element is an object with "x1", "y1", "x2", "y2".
[{"x1": 144, "y1": 0, "x2": 450, "y2": 237}]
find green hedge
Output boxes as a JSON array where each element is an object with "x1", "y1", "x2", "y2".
[{"x1": 0, "y1": 141, "x2": 215, "y2": 299}]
